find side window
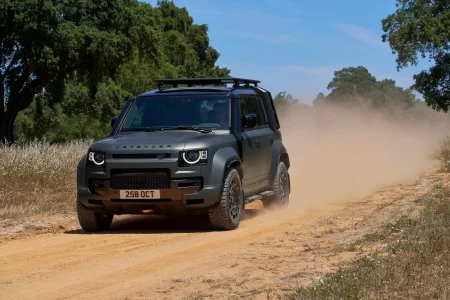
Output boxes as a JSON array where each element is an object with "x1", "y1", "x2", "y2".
[
  {"x1": 240, "y1": 95, "x2": 262, "y2": 131},
  {"x1": 256, "y1": 97, "x2": 269, "y2": 125}
]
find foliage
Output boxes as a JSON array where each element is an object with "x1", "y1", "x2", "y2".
[
  {"x1": 312, "y1": 66, "x2": 419, "y2": 110},
  {"x1": 272, "y1": 92, "x2": 300, "y2": 111},
  {"x1": 3, "y1": 0, "x2": 229, "y2": 144},
  {"x1": 382, "y1": 0, "x2": 450, "y2": 112},
  {"x1": 0, "y1": 0, "x2": 138, "y2": 143}
]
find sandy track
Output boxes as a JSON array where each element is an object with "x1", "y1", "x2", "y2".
[{"x1": 0, "y1": 170, "x2": 444, "y2": 300}]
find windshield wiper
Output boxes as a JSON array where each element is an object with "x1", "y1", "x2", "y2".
[
  {"x1": 121, "y1": 126, "x2": 213, "y2": 133},
  {"x1": 120, "y1": 127, "x2": 159, "y2": 132},
  {"x1": 159, "y1": 126, "x2": 213, "y2": 133}
]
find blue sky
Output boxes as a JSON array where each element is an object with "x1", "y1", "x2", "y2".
[{"x1": 146, "y1": 0, "x2": 430, "y2": 104}]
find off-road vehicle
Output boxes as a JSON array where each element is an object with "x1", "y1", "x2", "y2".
[{"x1": 76, "y1": 77, "x2": 291, "y2": 231}]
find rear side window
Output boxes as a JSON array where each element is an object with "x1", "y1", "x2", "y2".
[
  {"x1": 256, "y1": 96, "x2": 269, "y2": 125},
  {"x1": 239, "y1": 95, "x2": 262, "y2": 131}
]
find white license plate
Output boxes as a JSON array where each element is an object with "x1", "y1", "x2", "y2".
[{"x1": 119, "y1": 190, "x2": 160, "y2": 199}]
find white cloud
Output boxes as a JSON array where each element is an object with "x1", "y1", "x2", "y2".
[{"x1": 337, "y1": 23, "x2": 385, "y2": 47}]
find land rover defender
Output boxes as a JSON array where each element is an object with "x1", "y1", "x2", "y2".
[{"x1": 76, "y1": 77, "x2": 291, "y2": 231}]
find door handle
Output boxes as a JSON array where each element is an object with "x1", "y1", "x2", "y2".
[
  {"x1": 255, "y1": 138, "x2": 261, "y2": 148},
  {"x1": 269, "y1": 136, "x2": 274, "y2": 145}
]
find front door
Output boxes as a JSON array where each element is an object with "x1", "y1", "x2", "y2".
[
  {"x1": 240, "y1": 129, "x2": 262, "y2": 187},
  {"x1": 239, "y1": 95, "x2": 265, "y2": 192}
]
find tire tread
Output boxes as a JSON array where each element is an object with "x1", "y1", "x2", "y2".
[
  {"x1": 208, "y1": 168, "x2": 242, "y2": 230},
  {"x1": 77, "y1": 201, "x2": 113, "y2": 232}
]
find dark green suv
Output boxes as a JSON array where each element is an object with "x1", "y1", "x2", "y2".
[{"x1": 76, "y1": 78, "x2": 291, "y2": 231}]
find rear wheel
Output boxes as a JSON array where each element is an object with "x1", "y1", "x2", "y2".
[
  {"x1": 77, "y1": 201, "x2": 113, "y2": 232},
  {"x1": 263, "y1": 161, "x2": 290, "y2": 209},
  {"x1": 208, "y1": 168, "x2": 244, "y2": 230}
]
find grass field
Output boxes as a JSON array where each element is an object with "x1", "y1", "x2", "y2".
[
  {"x1": 0, "y1": 140, "x2": 90, "y2": 220},
  {"x1": 290, "y1": 178, "x2": 450, "y2": 299}
]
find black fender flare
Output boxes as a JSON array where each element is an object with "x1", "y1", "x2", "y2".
[
  {"x1": 76, "y1": 154, "x2": 87, "y2": 192},
  {"x1": 209, "y1": 146, "x2": 242, "y2": 188},
  {"x1": 268, "y1": 140, "x2": 290, "y2": 187}
]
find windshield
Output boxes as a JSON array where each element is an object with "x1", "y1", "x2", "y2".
[{"x1": 120, "y1": 95, "x2": 230, "y2": 131}]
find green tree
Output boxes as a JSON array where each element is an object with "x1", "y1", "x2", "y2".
[
  {"x1": 327, "y1": 66, "x2": 377, "y2": 105},
  {"x1": 382, "y1": 0, "x2": 450, "y2": 112},
  {"x1": 11, "y1": 0, "x2": 230, "y2": 144},
  {"x1": 273, "y1": 92, "x2": 299, "y2": 110},
  {"x1": 313, "y1": 66, "x2": 417, "y2": 109},
  {"x1": 0, "y1": 0, "x2": 145, "y2": 144}
]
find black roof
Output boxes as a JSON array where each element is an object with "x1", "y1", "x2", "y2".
[{"x1": 153, "y1": 77, "x2": 260, "y2": 89}]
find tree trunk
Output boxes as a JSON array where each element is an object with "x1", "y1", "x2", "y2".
[
  {"x1": 0, "y1": 84, "x2": 7, "y2": 145},
  {"x1": 0, "y1": 87, "x2": 18, "y2": 145},
  {"x1": 0, "y1": 111, "x2": 16, "y2": 145}
]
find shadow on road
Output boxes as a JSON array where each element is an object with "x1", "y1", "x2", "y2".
[{"x1": 65, "y1": 207, "x2": 265, "y2": 235}]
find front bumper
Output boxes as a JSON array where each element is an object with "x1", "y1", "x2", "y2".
[{"x1": 78, "y1": 177, "x2": 222, "y2": 215}]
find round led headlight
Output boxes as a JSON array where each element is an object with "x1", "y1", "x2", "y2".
[
  {"x1": 182, "y1": 150, "x2": 208, "y2": 165},
  {"x1": 88, "y1": 151, "x2": 105, "y2": 166},
  {"x1": 182, "y1": 151, "x2": 201, "y2": 164}
]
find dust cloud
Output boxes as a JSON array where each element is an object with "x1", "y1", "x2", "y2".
[{"x1": 279, "y1": 103, "x2": 450, "y2": 211}]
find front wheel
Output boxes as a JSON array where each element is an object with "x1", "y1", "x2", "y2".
[
  {"x1": 208, "y1": 168, "x2": 244, "y2": 230},
  {"x1": 77, "y1": 201, "x2": 114, "y2": 232},
  {"x1": 263, "y1": 161, "x2": 290, "y2": 209}
]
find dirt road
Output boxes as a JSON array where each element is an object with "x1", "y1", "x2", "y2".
[{"x1": 0, "y1": 168, "x2": 443, "y2": 300}]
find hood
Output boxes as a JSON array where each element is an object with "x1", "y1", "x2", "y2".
[{"x1": 91, "y1": 131, "x2": 233, "y2": 152}]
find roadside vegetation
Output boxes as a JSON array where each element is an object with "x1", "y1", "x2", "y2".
[
  {"x1": 0, "y1": 141, "x2": 89, "y2": 220},
  {"x1": 290, "y1": 159, "x2": 450, "y2": 300}
]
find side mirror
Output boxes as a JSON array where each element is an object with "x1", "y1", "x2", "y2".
[
  {"x1": 242, "y1": 114, "x2": 257, "y2": 130},
  {"x1": 111, "y1": 116, "x2": 118, "y2": 128}
]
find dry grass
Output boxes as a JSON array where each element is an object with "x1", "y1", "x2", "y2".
[
  {"x1": 0, "y1": 140, "x2": 91, "y2": 220},
  {"x1": 289, "y1": 183, "x2": 450, "y2": 300},
  {"x1": 437, "y1": 137, "x2": 450, "y2": 173}
]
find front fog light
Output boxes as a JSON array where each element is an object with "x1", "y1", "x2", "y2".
[
  {"x1": 88, "y1": 152, "x2": 105, "y2": 166},
  {"x1": 181, "y1": 150, "x2": 208, "y2": 165}
]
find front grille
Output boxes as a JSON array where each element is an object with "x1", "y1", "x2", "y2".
[
  {"x1": 110, "y1": 171, "x2": 170, "y2": 190},
  {"x1": 112, "y1": 153, "x2": 171, "y2": 159}
]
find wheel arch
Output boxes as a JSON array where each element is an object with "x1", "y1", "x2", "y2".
[
  {"x1": 209, "y1": 146, "x2": 242, "y2": 188},
  {"x1": 279, "y1": 152, "x2": 290, "y2": 169},
  {"x1": 268, "y1": 141, "x2": 290, "y2": 187},
  {"x1": 227, "y1": 159, "x2": 243, "y2": 180}
]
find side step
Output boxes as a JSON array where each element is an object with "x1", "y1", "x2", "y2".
[{"x1": 244, "y1": 190, "x2": 274, "y2": 205}]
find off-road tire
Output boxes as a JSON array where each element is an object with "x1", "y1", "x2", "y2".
[
  {"x1": 263, "y1": 161, "x2": 290, "y2": 209},
  {"x1": 208, "y1": 168, "x2": 244, "y2": 230},
  {"x1": 76, "y1": 201, "x2": 113, "y2": 232}
]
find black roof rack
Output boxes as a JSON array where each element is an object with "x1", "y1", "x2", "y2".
[{"x1": 153, "y1": 77, "x2": 260, "y2": 90}]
